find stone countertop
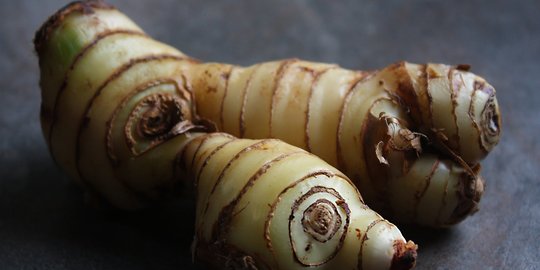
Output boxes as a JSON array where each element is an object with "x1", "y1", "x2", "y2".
[{"x1": 1, "y1": 0, "x2": 539, "y2": 269}]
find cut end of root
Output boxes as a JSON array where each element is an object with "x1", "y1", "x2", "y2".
[
  {"x1": 390, "y1": 240, "x2": 418, "y2": 270},
  {"x1": 479, "y1": 89, "x2": 502, "y2": 153},
  {"x1": 34, "y1": 0, "x2": 115, "y2": 54},
  {"x1": 446, "y1": 173, "x2": 485, "y2": 225}
]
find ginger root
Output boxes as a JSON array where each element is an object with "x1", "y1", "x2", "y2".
[
  {"x1": 36, "y1": 0, "x2": 500, "y2": 227},
  {"x1": 34, "y1": 1, "x2": 418, "y2": 269}
]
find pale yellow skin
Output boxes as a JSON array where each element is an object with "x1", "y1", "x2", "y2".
[
  {"x1": 36, "y1": 3, "x2": 195, "y2": 208},
  {"x1": 190, "y1": 60, "x2": 499, "y2": 226},
  {"x1": 180, "y1": 133, "x2": 415, "y2": 270},
  {"x1": 37, "y1": 1, "x2": 500, "y2": 227},
  {"x1": 35, "y1": 2, "x2": 417, "y2": 269}
]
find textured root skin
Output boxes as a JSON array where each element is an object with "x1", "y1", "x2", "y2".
[
  {"x1": 179, "y1": 133, "x2": 417, "y2": 269},
  {"x1": 34, "y1": 0, "x2": 500, "y2": 230},
  {"x1": 34, "y1": 2, "x2": 418, "y2": 269},
  {"x1": 365, "y1": 111, "x2": 486, "y2": 227},
  {"x1": 33, "y1": 0, "x2": 505, "y2": 266},
  {"x1": 191, "y1": 59, "x2": 499, "y2": 227},
  {"x1": 34, "y1": 0, "x2": 200, "y2": 208},
  {"x1": 34, "y1": 0, "x2": 500, "y2": 228}
]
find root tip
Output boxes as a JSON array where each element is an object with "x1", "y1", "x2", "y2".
[
  {"x1": 391, "y1": 240, "x2": 418, "y2": 270},
  {"x1": 34, "y1": 0, "x2": 115, "y2": 54}
]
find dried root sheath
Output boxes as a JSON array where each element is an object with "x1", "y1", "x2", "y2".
[
  {"x1": 190, "y1": 58, "x2": 500, "y2": 227},
  {"x1": 178, "y1": 133, "x2": 417, "y2": 270},
  {"x1": 397, "y1": 63, "x2": 501, "y2": 164},
  {"x1": 362, "y1": 111, "x2": 485, "y2": 225}
]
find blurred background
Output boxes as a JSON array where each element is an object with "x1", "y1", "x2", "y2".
[{"x1": 1, "y1": 0, "x2": 539, "y2": 269}]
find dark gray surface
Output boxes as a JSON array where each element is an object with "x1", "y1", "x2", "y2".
[{"x1": 1, "y1": 0, "x2": 539, "y2": 269}]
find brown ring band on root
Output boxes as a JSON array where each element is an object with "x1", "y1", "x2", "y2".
[
  {"x1": 448, "y1": 67, "x2": 461, "y2": 151},
  {"x1": 269, "y1": 59, "x2": 299, "y2": 138},
  {"x1": 357, "y1": 218, "x2": 384, "y2": 269},
  {"x1": 217, "y1": 66, "x2": 235, "y2": 130},
  {"x1": 238, "y1": 64, "x2": 263, "y2": 137},
  {"x1": 260, "y1": 169, "x2": 351, "y2": 268},
  {"x1": 46, "y1": 30, "x2": 147, "y2": 146},
  {"x1": 299, "y1": 196, "x2": 342, "y2": 243},
  {"x1": 209, "y1": 151, "x2": 306, "y2": 263},
  {"x1": 479, "y1": 92, "x2": 501, "y2": 152},
  {"x1": 304, "y1": 66, "x2": 337, "y2": 153},
  {"x1": 335, "y1": 72, "x2": 375, "y2": 173},
  {"x1": 194, "y1": 137, "x2": 236, "y2": 187},
  {"x1": 289, "y1": 185, "x2": 350, "y2": 267},
  {"x1": 173, "y1": 133, "x2": 234, "y2": 181},
  {"x1": 199, "y1": 139, "x2": 284, "y2": 229}
]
